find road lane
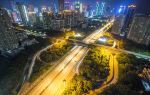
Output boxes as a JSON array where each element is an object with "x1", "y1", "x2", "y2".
[
  {"x1": 26, "y1": 46, "x2": 83, "y2": 95},
  {"x1": 19, "y1": 20, "x2": 114, "y2": 95},
  {"x1": 41, "y1": 47, "x2": 88, "y2": 95}
]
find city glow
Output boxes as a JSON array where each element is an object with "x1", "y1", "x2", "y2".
[
  {"x1": 0, "y1": 1, "x2": 150, "y2": 95},
  {"x1": 23, "y1": 5, "x2": 29, "y2": 22}
]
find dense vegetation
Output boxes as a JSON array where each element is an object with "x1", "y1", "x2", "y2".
[
  {"x1": 40, "y1": 42, "x2": 72, "y2": 63},
  {"x1": 102, "y1": 53, "x2": 150, "y2": 95},
  {"x1": 30, "y1": 42, "x2": 73, "y2": 82},
  {"x1": 63, "y1": 47, "x2": 110, "y2": 95},
  {"x1": 0, "y1": 37, "x2": 50, "y2": 95}
]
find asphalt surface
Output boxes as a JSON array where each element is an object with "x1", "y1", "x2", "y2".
[{"x1": 18, "y1": 20, "x2": 114, "y2": 95}]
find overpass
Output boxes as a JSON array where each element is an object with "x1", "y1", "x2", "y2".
[{"x1": 69, "y1": 39, "x2": 150, "y2": 61}]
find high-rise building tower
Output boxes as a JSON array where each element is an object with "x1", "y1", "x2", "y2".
[
  {"x1": 100, "y1": 2, "x2": 105, "y2": 16},
  {"x1": 9, "y1": 0, "x2": 22, "y2": 23},
  {"x1": 16, "y1": 2, "x2": 29, "y2": 25},
  {"x1": 0, "y1": 8, "x2": 18, "y2": 51},
  {"x1": 96, "y1": 2, "x2": 100, "y2": 16},
  {"x1": 111, "y1": 14, "x2": 126, "y2": 35},
  {"x1": 96, "y1": 2, "x2": 105, "y2": 16},
  {"x1": 122, "y1": 4, "x2": 136, "y2": 35},
  {"x1": 64, "y1": 1, "x2": 71, "y2": 10},
  {"x1": 127, "y1": 14, "x2": 150, "y2": 46},
  {"x1": 74, "y1": 1, "x2": 83, "y2": 13},
  {"x1": 58, "y1": 0, "x2": 64, "y2": 13}
]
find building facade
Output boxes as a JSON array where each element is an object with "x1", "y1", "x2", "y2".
[
  {"x1": 58, "y1": 0, "x2": 64, "y2": 13},
  {"x1": 127, "y1": 14, "x2": 150, "y2": 46},
  {"x1": 16, "y1": 2, "x2": 29, "y2": 25},
  {"x1": 0, "y1": 8, "x2": 19, "y2": 52},
  {"x1": 111, "y1": 14, "x2": 126, "y2": 35},
  {"x1": 42, "y1": 10, "x2": 84, "y2": 30}
]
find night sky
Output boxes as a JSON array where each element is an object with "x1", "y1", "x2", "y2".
[
  {"x1": 0, "y1": 0, "x2": 150, "y2": 14},
  {"x1": 0, "y1": 0, "x2": 128, "y2": 9}
]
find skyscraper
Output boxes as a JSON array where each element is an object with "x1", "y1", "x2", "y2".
[
  {"x1": 122, "y1": 4, "x2": 136, "y2": 35},
  {"x1": 9, "y1": 0, "x2": 22, "y2": 23},
  {"x1": 64, "y1": 1, "x2": 71, "y2": 10},
  {"x1": 127, "y1": 14, "x2": 150, "y2": 46},
  {"x1": 16, "y1": 2, "x2": 29, "y2": 25},
  {"x1": 96, "y1": 2, "x2": 105, "y2": 16},
  {"x1": 0, "y1": 8, "x2": 18, "y2": 52},
  {"x1": 74, "y1": 1, "x2": 80, "y2": 12},
  {"x1": 96, "y1": 2, "x2": 100, "y2": 16},
  {"x1": 74, "y1": 1, "x2": 83, "y2": 13},
  {"x1": 58, "y1": 0, "x2": 64, "y2": 13},
  {"x1": 111, "y1": 14, "x2": 126, "y2": 35}
]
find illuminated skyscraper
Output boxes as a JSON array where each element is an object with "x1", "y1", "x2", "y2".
[
  {"x1": 112, "y1": 14, "x2": 126, "y2": 35},
  {"x1": 96, "y1": 2, "x2": 105, "y2": 16},
  {"x1": 80, "y1": 3, "x2": 83, "y2": 13},
  {"x1": 64, "y1": 1, "x2": 71, "y2": 10},
  {"x1": 9, "y1": 0, "x2": 21, "y2": 23},
  {"x1": 123, "y1": 5, "x2": 136, "y2": 34},
  {"x1": 41, "y1": 6, "x2": 47, "y2": 12},
  {"x1": 118, "y1": 5, "x2": 126, "y2": 14},
  {"x1": 96, "y1": 2, "x2": 100, "y2": 16},
  {"x1": 74, "y1": 1, "x2": 83, "y2": 13},
  {"x1": 16, "y1": 2, "x2": 29, "y2": 24},
  {"x1": 100, "y1": 2, "x2": 105, "y2": 15},
  {"x1": 58, "y1": 0, "x2": 64, "y2": 13},
  {"x1": 86, "y1": 5, "x2": 93, "y2": 17}
]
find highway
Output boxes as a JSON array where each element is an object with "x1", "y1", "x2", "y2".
[
  {"x1": 40, "y1": 47, "x2": 88, "y2": 95},
  {"x1": 83, "y1": 20, "x2": 114, "y2": 44},
  {"x1": 18, "y1": 20, "x2": 114, "y2": 95},
  {"x1": 26, "y1": 46, "x2": 87, "y2": 95}
]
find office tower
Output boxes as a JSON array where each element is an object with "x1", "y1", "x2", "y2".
[
  {"x1": 58, "y1": 0, "x2": 64, "y2": 13},
  {"x1": 79, "y1": 3, "x2": 83, "y2": 13},
  {"x1": 74, "y1": 1, "x2": 80, "y2": 12},
  {"x1": 122, "y1": 4, "x2": 136, "y2": 35},
  {"x1": 64, "y1": 1, "x2": 71, "y2": 10},
  {"x1": 16, "y1": 2, "x2": 29, "y2": 25},
  {"x1": 96, "y1": 2, "x2": 100, "y2": 16},
  {"x1": 74, "y1": 1, "x2": 83, "y2": 13},
  {"x1": 28, "y1": 4, "x2": 34, "y2": 12},
  {"x1": 0, "y1": 8, "x2": 18, "y2": 51},
  {"x1": 127, "y1": 14, "x2": 150, "y2": 46},
  {"x1": 42, "y1": 12, "x2": 53, "y2": 29},
  {"x1": 96, "y1": 2, "x2": 105, "y2": 16},
  {"x1": 100, "y1": 2, "x2": 105, "y2": 16},
  {"x1": 28, "y1": 12, "x2": 37, "y2": 26},
  {"x1": 118, "y1": 5, "x2": 126, "y2": 14},
  {"x1": 10, "y1": 0, "x2": 22, "y2": 23},
  {"x1": 27, "y1": 4, "x2": 37, "y2": 26},
  {"x1": 41, "y1": 6, "x2": 47, "y2": 13},
  {"x1": 51, "y1": 0, "x2": 57, "y2": 13},
  {"x1": 86, "y1": 5, "x2": 93, "y2": 17},
  {"x1": 111, "y1": 14, "x2": 126, "y2": 35}
]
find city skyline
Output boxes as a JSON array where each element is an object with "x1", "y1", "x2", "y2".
[
  {"x1": 0, "y1": 0, "x2": 129, "y2": 10},
  {"x1": 1, "y1": 0, "x2": 150, "y2": 14}
]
